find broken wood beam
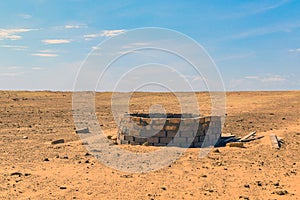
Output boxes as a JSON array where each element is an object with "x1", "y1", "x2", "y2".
[
  {"x1": 241, "y1": 135, "x2": 264, "y2": 142},
  {"x1": 240, "y1": 131, "x2": 256, "y2": 142}
]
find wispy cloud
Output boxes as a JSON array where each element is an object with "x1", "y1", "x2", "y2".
[
  {"x1": 31, "y1": 67, "x2": 43, "y2": 70},
  {"x1": 19, "y1": 14, "x2": 32, "y2": 19},
  {"x1": 101, "y1": 29, "x2": 126, "y2": 37},
  {"x1": 64, "y1": 24, "x2": 87, "y2": 29},
  {"x1": 244, "y1": 74, "x2": 285, "y2": 82},
  {"x1": 248, "y1": 0, "x2": 290, "y2": 15},
  {"x1": 84, "y1": 29, "x2": 126, "y2": 40},
  {"x1": 38, "y1": 49, "x2": 58, "y2": 53},
  {"x1": 0, "y1": 72, "x2": 23, "y2": 77},
  {"x1": 0, "y1": 28, "x2": 35, "y2": 40},
  {"x1": 216, "y1": 51, "x2": 256, "y2": 62},
  {"x1": 31, "y1": 53, "x2": 58, "y2": 57},
  {"x1": 42, "y1": 39, "x2": 71, "y2": 44},
  {"x1": 220, "y1": 22, "x2": 300, "y2": 42},
  {"x1": 0, "y1": 44, "x2": 28, "y2": 51},
  {"x1": 289, "y1": 48, "x2": 300, "y2": 52}
]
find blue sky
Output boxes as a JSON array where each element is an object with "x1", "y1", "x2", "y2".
[{"x1": 0, "y1": 0, "x2": 300, "y2": 91}]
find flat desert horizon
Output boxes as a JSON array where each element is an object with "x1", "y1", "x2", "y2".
[{"x1": 0, "y1": 90, "x2": 299, "y2": 199}]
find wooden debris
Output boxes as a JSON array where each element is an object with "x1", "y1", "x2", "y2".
[
  {"x1": 240, "y1": 131, "x2": 256, "y2": 142},
  {"x1": 269, "y1": 134, "x2": 280, "y2": 149},
  {"x1": 241, "y1": 135, "x2": 264, "y2": 142},
  {"x1": 51, "y1": 139, "x2": 65, "y2": 145},
  {"x1": 226, "y1": 142, "x2": 245, "y2": 148}
]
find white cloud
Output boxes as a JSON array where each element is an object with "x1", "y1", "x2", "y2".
[
  {"x1": 0, "y1": 45, "x2": 28, "y2": 51},
  {"x1": 101, "y1": 29, "x2": 126, "y2": 37},
  {"x1": 31, "y1": 67, "x2": 43, "y2": 70},
  {"x1": 42, "y1": 39, "x2": 71, "y2": 44},
  {"x1": 31, "y1": 53, "x2": 58, "y2": 57},
  {"x1": 0, "y1": 28, "x2": 34, "y2": 40},
  {"x1": 261, "y1": 75, "x2": 285, "y2": 82},
  {"x1": 38, "y1": 49, "x2": 57, "y2": 53},
  {"x1": 64, "y1": 24, "x2": 87, "y2": 29},
  {"x1": 289, "y1": 48, "x2": 300, "y2": 52},
  {"x1": 0, "y1": 72, "x2": 23, "y2": 77},
  {"x1": 19, "y1": 14, "x2": 32, "y2": 19},
  {"x1": 84, "y1": 29, "x2": 126, "y2": 40},
  {"x1": 244, "y1": 76, "x2": 259, "y2": 79}
]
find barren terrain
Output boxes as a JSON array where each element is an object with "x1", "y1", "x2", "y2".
[{"x1": 0, "y1": 91, "x2": 299, "y2": 199}]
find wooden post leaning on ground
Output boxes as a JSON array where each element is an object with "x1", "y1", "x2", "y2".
[{"x1": 269, "y1": 134, "x2": 280, "y2": 149}]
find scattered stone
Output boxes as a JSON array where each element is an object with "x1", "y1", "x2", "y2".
[
  {"x1": 239, "y1": 195, "x2": 249, "y2": 200},
  {"x1": 51, "y1": 139, "x2": 65, "y2": 145},
  {"x1": 274, "y1": 190, "x2": 288, "y2": 195},
  {"x1": 84, "y1": 152, "x2": 91, "y2": 156},
  {"x1": 226, "y1": 142, "x2": 245, "y2": 148},
  {"x1": 44, "y1": 158, "x2": 49, "y2": 161},
  {"x1": 107, "y1": 135, "x2": 112, "y2": 140},
  {"x1": 161, "y1": 186, "x2": 167, "y2": 190},
  {"x1": 200, "y1": 174, "x2": 207, "y2": 178},
  {"x1": 273, "y1": 182, "x2": 280, "y2": 187},
  {"x1": 10, "y1": 172, "x2": 22, "y2": 177},
  {"x1": 256, "y1": 181, "x2": 262, "y2": 186},
  {"x1": 244, "y1": 184, "x2": 250, "y2": 188},
  {"x1": 23, "y1": 136, "x2": 28, "y2": 139},
  {"x1": 62, "y1": 156, "x2": 68, "y2": 159},
  {"x1": 120, "y1": 174, "x2": 133, "y2": 178},
  {"x1": 60, "y1": 186, "x2": 67, "y2": 190},
  {"x1": 213, "y1": 149, "x2": 220, "y2": 153},
  {"x1": 85, "y1": 160, "x2": 90, "y2": 163}
]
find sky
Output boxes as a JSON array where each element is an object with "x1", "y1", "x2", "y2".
[{"x1": 0, "y1": 0, "x2": 300, "y2": 91}]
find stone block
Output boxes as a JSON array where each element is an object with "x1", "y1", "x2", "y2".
[
  {"x1": 159, "y1": 137, "x2": 173, "y2": 144},
  {"x1": 164, "y1": 125, "x2": 178, "y2": 131},
  {"x1": 166, "y1": 130, "x2": 179, "y2": 137}
]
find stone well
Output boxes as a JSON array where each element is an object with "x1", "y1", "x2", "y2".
[{"x1": 117, "y1": 113, "x2": 221, "y2": 148}]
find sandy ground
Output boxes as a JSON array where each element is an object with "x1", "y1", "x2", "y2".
[{"x1": 0, "y1": 91, "x2": 299, "y2": 199}]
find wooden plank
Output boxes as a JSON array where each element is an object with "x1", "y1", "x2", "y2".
[
  {"x1": 240, "y1": 131, "x2": 256, "y2": 142},
  {"x1": 269, "y1": 134, "x2": 280, "y2": 149},
  {"x1": 241, "y1": 135, "x2": 264, "y2": 142}
]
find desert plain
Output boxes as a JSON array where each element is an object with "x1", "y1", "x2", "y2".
[{"x1": 0, "y1": 90, "x2": 299, "y2": 199}]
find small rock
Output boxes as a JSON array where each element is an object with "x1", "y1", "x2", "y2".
[
  {"x1": 84, "y1": 152, "x2": 91, "y2": 156},
  {"x1": 111, "y1": 136, "x2": 117, "y2": 140},
  {"x1": 161, "y1": 186, "x2": 167, "y2": 191},
  {"x1": 60, "y1": 186, "x2": 67, "y2": 190},
  {"x1": 275, "y1": 190, "x2": 288, "y2": 195},
  {"x1": 244, "y1": 184, "x2": 250, "y2": 188},
  {"x1": 273, "y1": 182, "x2": 280, "y2": 187},
  {"x1": 51, "y1": 139, "x2": 65, "y2": 145},
  {"x1": 213, "y1": 149, "x2": 220, "y2": 153},
  {"x1": 256, "y1": 181, "x2": 262, "y2": 186},
  {"x1": 44, "y1": 158, "x2": 49, "y2": 161},
  {"x1": 107, "y1": 135, "x2": 112, "y2": 140},
  {"x1": 23, "y1": 136, "x2": 28, "y2": 139},
  {"x1": 85, "y1": 160, "x2": 90, "y2": 163},
  {"x1": 200, "y1": 174, "x2": 207, "y2": 178},
  {"x1": 226, "y1": 142, "x2": 245, "y2": 148},
  {"x1": 120, "y1": 174, "x2": 133, "y2": 178},
  {"x1": 239, "y1": 195, "x2": 249, "y2": 200},
  {"x1": 62, "y1": 156, "x2": 68, "y2": 159},
  {"x1": 10, "y1": 172, "x2": 22, "y2": 177}
]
